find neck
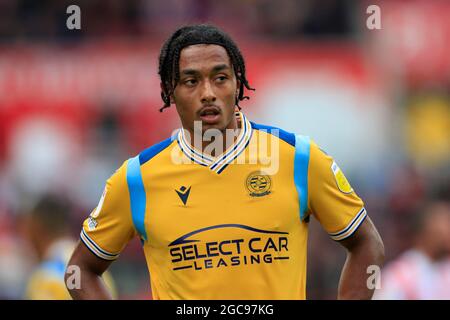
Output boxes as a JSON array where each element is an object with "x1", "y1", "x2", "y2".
[{"x1": 188, "y1": 114, "x2": 241, "y2": 157}]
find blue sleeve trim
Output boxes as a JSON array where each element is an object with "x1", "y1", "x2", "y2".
[
  {"x1": 250, "y1": 122, "x2": 295, "y2": 147},
  {"x1": 294, "y1": 135, "x2": 311, "y2": 221},
  {"x1": 139, "y1": 136, "x2": 175, "y2": 165},
  {"x1": 126, "y1": 155, "x2": 148, "y2": 241}
]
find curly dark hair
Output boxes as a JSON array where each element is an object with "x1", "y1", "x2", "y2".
[{"x1": 158, "y1": 24, "x2": 255, "y2": 112}]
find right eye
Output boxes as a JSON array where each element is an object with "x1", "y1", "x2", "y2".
[{"x1": 184, "y1": 79, "x2": 197, "y2": 86}]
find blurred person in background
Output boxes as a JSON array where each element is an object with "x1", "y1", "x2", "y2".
[
  {"x1": 23, "y1": 193, "x2": 116, "y2": 299},
  {"x1": 374, "y1": 200, "x2": 450, "y2": 300}
]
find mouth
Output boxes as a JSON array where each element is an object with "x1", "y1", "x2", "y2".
[{"x1": 198, "y1": 106, "x2": 221, "y2": 124}]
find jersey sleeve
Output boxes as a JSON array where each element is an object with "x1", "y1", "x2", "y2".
[
  {"x1": 307, "y1": 141, "x2": 367, "y2": 241},
  {"x1": 80, "y1": 160, "x2": 137, "y2": 260}
]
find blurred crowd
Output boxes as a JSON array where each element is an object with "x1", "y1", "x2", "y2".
[
  {"x1": 0, "y1": 0, "x2": 354, "y2": 42},
  {"x1": 0, "y1": 0, "x2": 449, "y2": 299}
]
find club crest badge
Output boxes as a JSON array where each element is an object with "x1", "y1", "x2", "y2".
[{"x1": 246, "y1": 171, "x2": 272, "y2": 197}]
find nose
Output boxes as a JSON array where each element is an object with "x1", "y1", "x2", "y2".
[{"x1": 200, "y1": 80, "x2": 216, "y2": 104}]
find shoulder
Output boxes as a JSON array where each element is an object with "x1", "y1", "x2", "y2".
[
  {"x1": 250, "y1": 121, "x2": 322, "y2": 156},
  {"x1": 249, "y1": 121, "x2": 324, "y2": 167},
  {"x1": 137, "y1": 135, "x2": 177, "y2": 166},
  {"x1": 250, "y1": 121, "x2": 296, "y2": 147},
  {"x1": 308, "y1": 140, "x2": 332, "y2": 164},
  {"x1": 105, "y1": 136, "x2": 176, "y2": 191}
]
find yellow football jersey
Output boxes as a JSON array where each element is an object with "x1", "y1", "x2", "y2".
[{"x1": 80, "y1": 112, "x2": 366, "y2": 299}]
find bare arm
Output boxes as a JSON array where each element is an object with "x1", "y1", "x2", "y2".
[
  {"x1": 65, "y1": 240, "x2": 114, "y2": 300},
  {"x1": 337, "y1": 216, "x2": 385, "y2": 300}
]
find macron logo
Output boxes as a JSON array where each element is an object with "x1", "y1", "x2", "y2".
[{"x1": 175, "y1": 186, "x2": 191, "y2": 205}]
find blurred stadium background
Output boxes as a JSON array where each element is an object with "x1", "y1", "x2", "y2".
[{"x1": 0, "y1": 0, "x2": 449, "y2": 299}]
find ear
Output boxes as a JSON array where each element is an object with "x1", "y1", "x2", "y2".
[
  {"x1": 161, "y1": 82, "x2": 175, "y2": 105},
  {"x1": 236, "y1": 78, "x2": 241, "y2": 96},
  {"x1": 234, "y1": 80, "x2": 241, "y2": 106}
]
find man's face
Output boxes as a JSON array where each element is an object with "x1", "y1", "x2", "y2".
[{"x1": 171, "y1": 44, "x2": 239, "y2": 134}]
